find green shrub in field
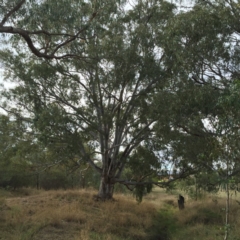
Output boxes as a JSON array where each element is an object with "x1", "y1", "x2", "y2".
[
  {"x1": 148, "y1": 205, "x2": 179, "y2": 240},
  {"x1": 0, "y1": 169, "x2": 34, "y2": 190}
]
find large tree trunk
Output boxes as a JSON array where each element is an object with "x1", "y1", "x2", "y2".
[{"x1": 97, "y1": 176, "x2": 115, "y2": 200}]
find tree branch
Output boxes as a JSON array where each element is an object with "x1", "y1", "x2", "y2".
[
  {"x1": 0, "y1": 11, "x2": 98, "y2": 60},
  {"x1": 0, "y1": 0, "x2": 25, "y2": 26}
]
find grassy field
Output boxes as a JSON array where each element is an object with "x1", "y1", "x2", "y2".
[{"x1": 0, "y1": 187, "x2": 240, "y2": 240}]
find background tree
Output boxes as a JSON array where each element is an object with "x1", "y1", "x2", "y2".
[
  {"x1": 152, "y1": 0, "x2": 240, "y2": 178},
  {"x1": 0, "y1": 114, "x2": 38, "y2": 189},
  {"x1": 159, "y1": 2, "x2": 240, "y2": 238}
]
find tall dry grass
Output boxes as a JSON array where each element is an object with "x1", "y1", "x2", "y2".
[
  {"x1": 1, "y1": 187, "x2": 240, "y2": 240},
  {"x1": 0, "y1": 188, "x2": 159, "y2": 240},
  {"x1": 170, "y1": 195, "x2": 240, "y2": 240}
]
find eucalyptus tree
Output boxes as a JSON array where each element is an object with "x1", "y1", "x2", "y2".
[
  {"x1": 140, "y1": 1, "x2": 240, "y2": 206},
  {"x1": 0, "y1": 0, "x2": 179, "y2": 200},
  {"x1": 162, "y1": 2, "x2": 240, "y2": 237}
]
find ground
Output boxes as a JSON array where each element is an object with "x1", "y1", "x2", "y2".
[{"x1": 0, "y1": 187, "x2": 240, "y2": 240}]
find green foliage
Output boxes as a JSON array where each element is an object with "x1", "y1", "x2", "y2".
[
  {"x1": 128, "y1": 146, "x2": 160, "y2": 179},
  {"x1": 133, "y1": 183, "x2": 153, "y2": 203},
  {"x1": 177, "y1": 172, "x2": 221, "y2": 200},
  {"x1": 148, "y1": 205, "x2": 178, "y2": 240},
  {"x1": 40, "y1": 169, "x2": 69, "y2": 190}
]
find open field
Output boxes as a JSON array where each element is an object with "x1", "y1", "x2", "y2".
[{"x1": 1, "y1": 188, "x2": 240, "y2": 240}]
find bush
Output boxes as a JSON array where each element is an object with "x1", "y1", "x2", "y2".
[
  {"x1": 40, "y1": 170, "x2": 70, "y2": 190},
  {"x1": 0, "y1": 169, "x2": 34, "y2": 190}
]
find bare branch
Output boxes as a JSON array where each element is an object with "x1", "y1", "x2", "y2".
[{"x1": 114, "y1": 169, "x2": 199, "y2": 187}]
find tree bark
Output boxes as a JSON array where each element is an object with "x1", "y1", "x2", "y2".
[{"x1": 97, "y1": 176, "x2": 114, "y2": 200}]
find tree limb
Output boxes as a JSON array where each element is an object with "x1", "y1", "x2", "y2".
[
  {"x1": 0, "y1": 0, "x2": 25, "y2": 26},
  {"x1": 0, "y1": 10, "x2": 98, "y2": 59}
]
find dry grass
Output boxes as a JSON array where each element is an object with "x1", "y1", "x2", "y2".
[
  {"x1": 170, "y1": 195, "x2": 240, "y2": 240},
  {"x1": 0, "y1": 188, "x2": 161, "y2": 240},
  {"x1": 1, "y1": 187, "x2": 240, "y2": 240}
]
